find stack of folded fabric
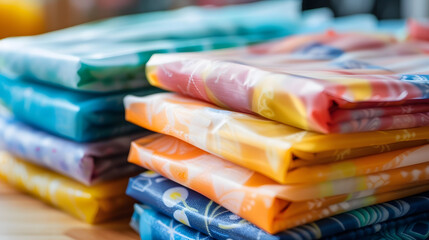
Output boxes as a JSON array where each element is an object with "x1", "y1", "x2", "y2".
[
  {"x1": 127, "y1": 173, "x2": 429, "y2": 240},
  {"x1": 124, "y1": 29, "x2": 429, "y2": 239},
  {"x1": 0, "y1": 1, "x2": 300, "y2": 223}
]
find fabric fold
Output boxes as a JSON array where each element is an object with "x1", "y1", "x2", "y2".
[
  {"x1": 125, "y1": 93, "x2": 429, "y2": 183},
  {"x1": 0, "y1": 0, "x2": 300, "y2": 92},
  {"x1": 0, "y1": 76, "x2": 158, "y2": 142},
  {"x1": 0, "y1": 114, "x2": 146, "y2": 185},
  {"x1": 127, "y1": 134, "x2": 429, "y2": 233},
  {"x1": 0, "y1": 151, "x2": 135, "y2": 223},
  {"x1": 127, "y1": 172, "x2": 429, "y2": 239},
  {"x1": 145, "y1": 31, "x2": 429, "y2": 133}
]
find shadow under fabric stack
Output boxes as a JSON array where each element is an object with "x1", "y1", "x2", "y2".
[
  {"x1": 124, "y1": 27, "x2": 429, "y2": 239},
  {"x1": 0, "y1": 0, "x2": 301, "y2": 223}
]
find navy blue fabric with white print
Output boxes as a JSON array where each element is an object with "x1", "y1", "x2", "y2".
[{"x1": 127, "y1": 172, "x2": 429, "y2": 240}]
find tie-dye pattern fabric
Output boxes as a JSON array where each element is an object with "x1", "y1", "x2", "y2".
[
  {"x1": 0, "y1": 75, "x2": 160, "y2": 142},
  {"x1": 0, "y1": 151, "x2": 135, "y2": 223},
  {"x1": 0, "y1": 1, "x2": 300, "y2": 92},
  {"x1": 146, "y1": 30, "x2": 429, "y2": 133},
  {"x1": 127, "y1": 134, "x2": 429, "y2": 233},
  {"x1": 127, "y1": 172, "x2": 429, "y2": 240},
  {"x1": 0, "y1": 114, "x2": 145, "y2": 185},
  {"x1": 125, "y1": 93, "x2": 429, "y2": 183}
]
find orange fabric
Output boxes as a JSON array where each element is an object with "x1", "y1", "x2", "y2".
[
  {"x1": 125, "y1": 93, "x2": 429, "y2": 184},
  {"x1": 128, "y1": 133, "x2": 429, "y2": 233}
]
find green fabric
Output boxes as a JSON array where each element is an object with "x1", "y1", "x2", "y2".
[{"x1": 0, "y1": 0, "x2": 300, "y2": 92}]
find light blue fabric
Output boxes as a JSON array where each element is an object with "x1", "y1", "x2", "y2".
[
  {"x1": 0, "y1": 75, "x2": 159, "y2": 142},
  {"x1": 377, "y1": 19, "x2": 407, "y2": 36},
  {"x1": 131, "y1": 204, "x2": 213, "y2": 240},
  {"x1": 299, "y1": 13, "x2": 378, "y2": 33}
]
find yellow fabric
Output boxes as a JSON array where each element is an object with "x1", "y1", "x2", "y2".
[
  {"x1": 0, "y1": 151, "x2": 134, "y2": 223},
  {"x1": 125, "y1": 93, "x2": 429, "y2": 183}
]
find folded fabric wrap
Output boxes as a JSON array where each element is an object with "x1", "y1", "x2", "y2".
[
  {"x1": 0, "y1": 114, "x2": 146, "y2": 185},
  {"x1": 125, "y1": 93, "x2": 429, "y2": 183},
  {"x1": 127, "y1": 172, "x2": 429, "y2": 239},
  {"x1": 127, "y1": 134, "x2": 429, "y2": 233},
  {"x1": 0, "y1": 0, "x2": 300, "y2": 92},
  {"x1": 0, "y1": 76, "x2": 158, "y2": 142},
  {"x1": 0, "y1": 151, "x2": 135, "y2": 223},
  {"x1": 145, "y1": 31, "x2": 429, "y2": 133}
]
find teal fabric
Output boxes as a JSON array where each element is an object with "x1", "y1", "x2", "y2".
[
  {"x1": 0, "y1": 0, "x2": 300, "y2": 92},
  {"x1": 0, "y1": 75, "x2": 159, "y2": 142}
]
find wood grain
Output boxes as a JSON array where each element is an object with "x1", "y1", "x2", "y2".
[{"x1": 0, "y1": 181, "x2": 139, "y2": 240}]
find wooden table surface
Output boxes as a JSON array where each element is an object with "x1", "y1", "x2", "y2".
[{"x1": 0, "y1": 181, "x2": 140, "y2": 240}]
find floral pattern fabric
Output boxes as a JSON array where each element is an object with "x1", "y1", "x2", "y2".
[
  {"x1": 0, "y1": 1, "x2": 300, "y2": 92},
  {"x1": 0, "y1": 114, "x2": 145, "y2": 185},
  {"x1": 127, "y1": 172, "x2": 429, "y2": 240},
  {"x1": 0, "y1": 75, "x2": 159, "y2": 142},
  {"x1": 145, "y1": 30, "x2": 429, "y2": 133},
  {"x1": 0, "y1": 151, "x2": 135, "y2": 223},
  {"x1": 125, "y1": 93, "x2": 429, "y2": 183},
  {"x1": 126, "y1": 134, "x2": 429, "y2": 233}
]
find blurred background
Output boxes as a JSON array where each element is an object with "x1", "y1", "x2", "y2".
[{"x1": 0, "y1": 0, "x2": 426, "y2": 39}]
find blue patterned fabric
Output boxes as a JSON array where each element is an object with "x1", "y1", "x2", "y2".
[
  {"x1": 130, "y1": 204, "x2": 429, "y2": 240},
  {"x1": 126, "y1": 172, "x2": 277, "y2": 240},
  {"x1": 0, "y1": 75, "x2": 159, "y2": 142},
  {"x1": 127, "y1": 172, "x2": 429, "y2": 240},
  {"x1": 131, "y1": 204, "x2": 213, "y2": 240},
  {"x1": 369, "y1": 220, "x2": 429, "y2": 240}
]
